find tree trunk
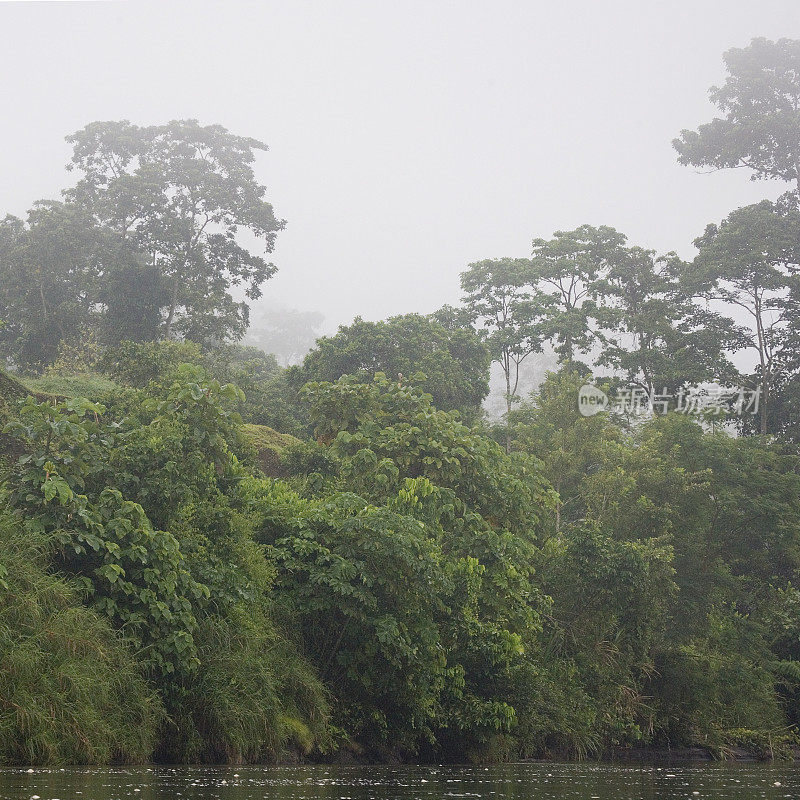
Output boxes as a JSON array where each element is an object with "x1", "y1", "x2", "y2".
[
  {"x1": 754, "y1": 299, "x2": 769, "y2": 435},
  {"x1": 554, "y1": 478, "x2": 561, "y2": 533},
  {"x1": 505, "y1": 362, "x2": 512, "y2": 453},
  {"x1": 163, "y1": 278, "x2": 179, "y2": 340}
]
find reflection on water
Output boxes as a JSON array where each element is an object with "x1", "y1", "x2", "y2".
[{"x1": 0, "y1": 762, "x2": 798, "y2": 800}]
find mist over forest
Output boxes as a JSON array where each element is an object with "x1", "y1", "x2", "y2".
[{"x1": 3, "y1": 3, "x2": 800, "y2": 770}]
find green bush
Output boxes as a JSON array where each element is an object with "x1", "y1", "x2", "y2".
[
  {"x1": 247, "y1": 375, "x2": 553, "y2": 757},
  {"x1": 99, "y1": 339, "x2": 203, "y2": 387},
  {"x1": 2, "y1": 371, "x2": 331, "y2": 762}
]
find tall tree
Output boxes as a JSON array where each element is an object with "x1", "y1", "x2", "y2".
[
  {"x1": 100, "y1": 252, "x2": 165, "y2": 343},
  {"x1": 0, "y1": 202, "x2": 105, "y2": 370},
  {"x1": 593, "y1": 246, "x2": 741, "y2": 406},
  {"x1": 768, "y1": 286, "x2": 800, "y2": 441},
  {"x1": 530, "y1": 225, "x2": 626, "y2": 363},
  {"x1": 674, "y1": 37, "x2": 800, "y2": 196},
  {"x1": 66, "y1": 119, "x2": 284, "y2": 343},
  {"x1": 689, "y1": 201, "x2": 800, "y2": 434},
  {"x1": 461, "y1": 258, "x2": 546, "y2": 444}
]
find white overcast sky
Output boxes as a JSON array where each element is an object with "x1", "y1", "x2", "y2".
[{"x1": 1, "y1": 0, "x2": 798, "y2": 332}]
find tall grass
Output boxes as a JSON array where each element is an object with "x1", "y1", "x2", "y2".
[
  {"x1": 0, "y1": 509, "x2": 160, "y2": 764},
  {"x1": 157, "y1": 601, "x2": 329, "y2": 763},
  {"x1": 20, "y1": 371, "x2": 119, "y2": 400}
]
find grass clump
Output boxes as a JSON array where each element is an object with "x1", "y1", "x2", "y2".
[
  {"x1": 20, "y1": 371, "x2": 119, "y2": 400},
  {"x1": 0, "y1": 509, "x2": 160, "y2": 765}
]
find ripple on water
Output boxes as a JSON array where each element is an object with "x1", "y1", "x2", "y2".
[{"x1": 1, "y1": 762, "x2": 799, "y2": 800}]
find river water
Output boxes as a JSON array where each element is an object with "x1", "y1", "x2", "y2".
[{"x1": 0, "y1": 762, "x2": 798, "y2": 800}]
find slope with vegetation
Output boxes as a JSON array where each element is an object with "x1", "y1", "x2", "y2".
[{"x1": 3, "y1": 37, "x2": 800, "y2": 765}]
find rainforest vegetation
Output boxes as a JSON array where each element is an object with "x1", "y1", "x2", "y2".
[{"x1": 4, "y1": 38, "x2": 800, "y2": 764}]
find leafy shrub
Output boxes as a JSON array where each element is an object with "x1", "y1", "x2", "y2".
[
  {"x1": 247, "y1": 375, "x2": 553, "y2": 757},
  {"x1": 99, "y1": 339, "x2": 203, "y2": 387},
  {"x1": 2, "y1": 372, "x2": 331, "y2": 762}
]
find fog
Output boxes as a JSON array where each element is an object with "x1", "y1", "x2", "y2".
[
  {"x1": 1, "y1": 0, "x2": 797, "y2": 333},
  {"x1": 6, "y1": 4, "x2": 800, "y2": 768}
]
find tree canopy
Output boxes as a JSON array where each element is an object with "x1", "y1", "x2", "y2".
[
  {"x1": 0, "y1": 119, "x2": 284, "y2": 371},
  {"x1": 674, "y1": 37, "x2": 800, "y2": 195},
  {"x1": 6, "y1": 38, "x2": 800, "y2": 766},
  {"x1": 288, "y1": 313, "x2": 491, "y2": 420}
]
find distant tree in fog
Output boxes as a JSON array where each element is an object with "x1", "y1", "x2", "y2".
[
  {"x1": 245, "y1": 305, "x2": 324, "y2": 366},
  {"x1": 67, "y1": 119, "x2": 284, "y2": 343},
  {"x1": 674, "y1": 37, "x2": 800, "y2": 197}
]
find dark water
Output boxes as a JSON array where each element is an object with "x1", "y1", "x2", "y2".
[{"x1": 0, "y1": 763, "x2": 798, "y2": 800}]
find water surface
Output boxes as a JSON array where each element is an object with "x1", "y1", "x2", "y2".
[{"x1": 1, "y1": 762, "x2": 797, "y2": 800}]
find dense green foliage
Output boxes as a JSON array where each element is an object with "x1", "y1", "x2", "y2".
[
  {"x1": 510, "y1": 370, "x2": 800, "y2": 754},
  {"x1": 0, "y1": 368, "x2": 329, "y2": 764},
  {"x1": 4, "y1": 356, "x2": 800, "y2": 763},
  {"x1": 4, "y1": 37, "x2": 800, "y2": 765},
  {"x1": 0, "y1": 120, "x2": 282, "y2": 370},
  {"x1": 288, "y1": 313, "x2": 491, "y2": 421}
]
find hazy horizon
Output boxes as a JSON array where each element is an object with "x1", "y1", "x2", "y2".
[{"x1": 2, "y1": 0, "x2": 798, "y2": 334}]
